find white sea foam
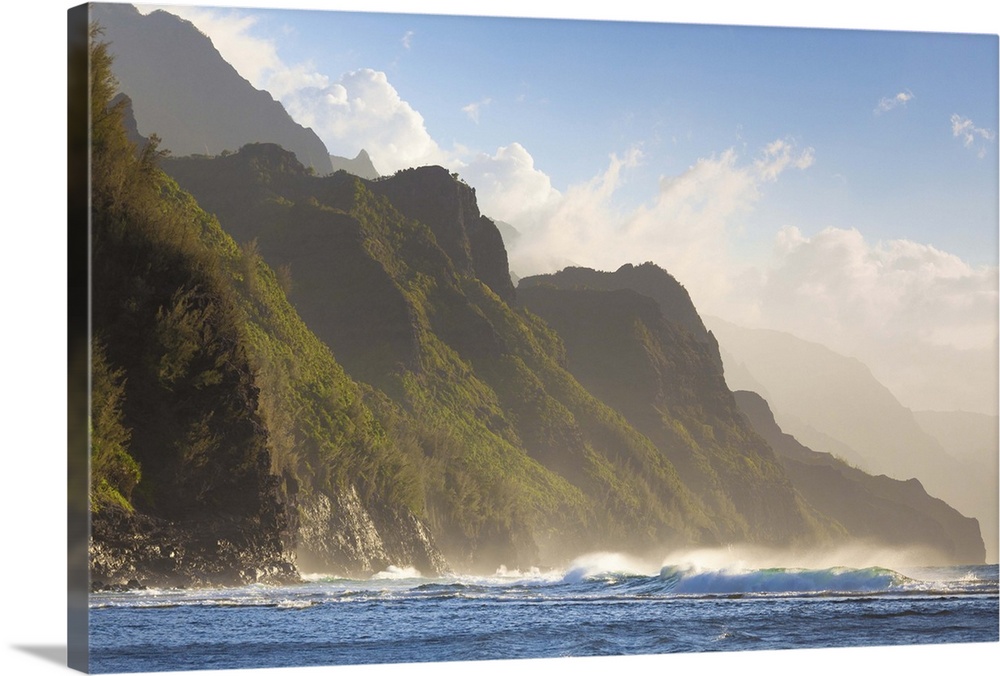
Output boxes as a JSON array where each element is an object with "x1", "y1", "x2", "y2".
[
  {"x1": 560, "y1": 551, "x2": 661, "y2": 582},
  {"x1": 371, "y1": 565, "x2": 423, "y2": 580}
]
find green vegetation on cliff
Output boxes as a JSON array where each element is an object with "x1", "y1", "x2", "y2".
[
  {"x1": 90, "y1": 24, "x2": 295, "y2": 579},
  {"x1": 88, "y1": 26, "x2": 440, "y2": 583},
  {"x1": 518, "y1": 273, "x2": 831, "y2": 545},
  {"x1": 163, "y1": 148, "x2": 833, "y2": 569}
]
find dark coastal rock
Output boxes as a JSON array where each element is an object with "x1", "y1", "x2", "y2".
[{"x1": 90, "y1": 504, "x2": 299, "y2": 590}]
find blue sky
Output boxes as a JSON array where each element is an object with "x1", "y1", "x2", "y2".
[
  {"x1": 132, "y1": 1, "x2": 998, "y2": 413},
  {"x1": 177, "y1": 8, "x2": 997, "y2": 257}
]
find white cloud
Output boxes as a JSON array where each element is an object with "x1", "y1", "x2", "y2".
[
  {"x1": 950, "y1": 114, "x2": 997, "y2": 158},
  {"x1": 498, "y1": 139, "x2": 814, "y2": 307},
  {"x1": 401, "y1": 30, "x2": 415, "y2": 49},
  {"x1": 460, "y1": 143, "x2": 561, "y2": 225},
  {"x1": 757, "y1": 227, "x2": 998, "y2": 350},
  {"x1": 874, "y1": 90, "x2": 914, "y2": 114},
  {"x1": 461, "y1": 98, "x2": 492, "y2": 124},
  {"x1": 484, "y1": 137, "x2": 996, "y2": 412},
  {"x1": 754, "y1": 138, "x2": 815, "y2": 181},
  {"x1": 282, "y1": 69, "x2": 450, "y2": 171},
  {"x1": 748, "y1": 226, "x2": 999, "y2": 412},
  {"x1": 142, "y1": 5, "x2": 450, "y2": 173}
]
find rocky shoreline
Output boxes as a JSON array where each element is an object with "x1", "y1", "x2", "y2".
[
  {"x1": 89, "y1": 506, "x2": 299, "y2": 591},
  {"x1": 89, "y1": 485, "x2": 452, "y2": 591}
]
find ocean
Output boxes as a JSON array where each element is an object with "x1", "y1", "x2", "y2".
[{"x1": 88, "y1": 555, "x2": 1000, "y2": 674}]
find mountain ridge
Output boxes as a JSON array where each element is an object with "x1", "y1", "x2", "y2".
[
  {"x1": 735, "y1": 390, "x2": 985, "y2": 564},
  {"x1": 91, "y1": 3, "x2": 334, "y2": 175},
  {"x1": 707, "y1": 315, "x2": 998, "y2": 563}
]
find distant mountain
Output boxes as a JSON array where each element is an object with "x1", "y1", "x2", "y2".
[
  {"x1": 914, "y1": 410, "x2": 999, "y2": 563},
  {"x1": 493, "y1": 219, "x2": 521, "y2": 247},
  {"x1": 330, "y1": 149, "x2": 380, "y2": 179},
  {"x1": 914, "y1": 410, "x2": 999, "y2": 465},
  {"x1": 706, "y1": 316, "x2": 997, "y2": 563},
  {"x1": 91, "y1": 3, "x2": 334, "y2": 175},
  {"x1": 736, "y1": 391, "x2": 985, "y2": 564},
  {"x1": 520, "y1": 265, "x2": 988, "y2": 564}
]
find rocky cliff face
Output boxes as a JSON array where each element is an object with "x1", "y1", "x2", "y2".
[
  {"x1": 162, "y1": 145, "x2": 729, "y2": 570},
  {"x1": 520, "y1": 263, "x2": 710, "y2": 338},
  {"x1": 296, "y1": 485, "x2": 448, "y2": 577},
  {"x1": 709, "y1": 316, "x2": 995, "y2": 562},
  {"x1": 87, "y1": 52, "x2": 450, "y2": 584},
  {"x1": 90, "y1": 508, "x2": 298, "y2": 590},
  {"x1": 151, "y1": 142, "x2": 987, "y2": 573}
]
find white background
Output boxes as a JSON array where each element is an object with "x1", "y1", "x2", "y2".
[{"x1": 2, "y1": 1, "x2": 997, "y2": 675}]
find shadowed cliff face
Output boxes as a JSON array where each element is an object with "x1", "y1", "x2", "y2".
[
  {"x1": 518, "y1": 267, "x2": 987, "y2": 564},
  {"x1": 520, "y1": 263, "x2": 710, "y2": 339},
  {"x1": 89, "y1": 97, "x2": 298, "y2": 587},
  {"x1": 370, "y1": 166, "x2": 517, "y2": 305},
  {"x1": 91, "y1": 3, "x2": 334, "y2": 175},
  {"x1": 735, "y1": 390, "x2": 986, "y2": 564},
  {"x1": 87, "y1": 38, "x2": 451, "y2": 583},
  {"x1": 163, "y1": 150, "x2": 518, "y2": 388},
  {"x1": 330, "y1": 149, "x2": 380, "y2": 180},
  {"x1": 156, "y1": 142, "x2": 985, "y2": 570},
  {"x1": 517, "y1": 280, "x2": 822, "y2": 546}
]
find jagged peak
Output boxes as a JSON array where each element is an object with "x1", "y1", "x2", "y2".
[{"x1": 330, "y1": 148, "x2": 380, "y2": 179}]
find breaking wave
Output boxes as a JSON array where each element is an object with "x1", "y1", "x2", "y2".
[{"x1": 655, "y1": 564, "x2": 907, "y2": 595}]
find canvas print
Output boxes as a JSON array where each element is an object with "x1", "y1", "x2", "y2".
[{"x1": 68, "y1": 2, "x2": 999, "y2": 673}]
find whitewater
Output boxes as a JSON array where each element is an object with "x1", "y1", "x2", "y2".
[{"x1": 88, "y1": 554, "x2": 999, "y2": 673}]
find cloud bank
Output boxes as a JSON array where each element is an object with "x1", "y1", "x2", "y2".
[
  {"x1": 751, "y1": 226, "x2": 998, "y2": 412},
  {"x1": 487, "y1": 138, "x2": 997, "y2": 413},
  {"x1": 282, "y1": 69, "x2": 451, "y2": 170},
  {"x1": 495, "y1": 138, "x2": 816, "y2": 305}
]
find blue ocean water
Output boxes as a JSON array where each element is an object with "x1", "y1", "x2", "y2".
[{"x1": 88, "y1": 557, "x2": 1000, "y2": 674}]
